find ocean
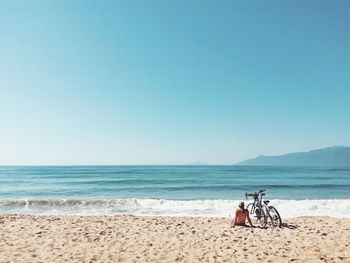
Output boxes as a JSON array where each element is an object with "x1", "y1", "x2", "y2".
[{"x1": 0, "y1": 166, "x2": 349, "y2": 218}]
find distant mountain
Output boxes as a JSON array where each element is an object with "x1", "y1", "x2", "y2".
[{"x1": 236, "y1": 146, "x2": 350, "y2": 167}]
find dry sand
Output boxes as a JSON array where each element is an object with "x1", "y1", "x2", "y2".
[{"x1": 0, "y1": 215, "x2": 349, "y2": 262}]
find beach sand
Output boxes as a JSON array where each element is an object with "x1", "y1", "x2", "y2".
[{"x1": 0, "y1": 215, "x2": 349, "y2": 262}]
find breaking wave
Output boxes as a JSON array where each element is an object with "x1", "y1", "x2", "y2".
[{"x1": 1, "y1": 198, "x2": 350, "y2": 218}]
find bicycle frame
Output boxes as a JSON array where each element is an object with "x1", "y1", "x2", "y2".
[
  {"x1": 245, "y1": 189, "x2": 282, "y2": 227},
  {"x1": 246, "y1": 190, "x2": 270, "y2": 222}
]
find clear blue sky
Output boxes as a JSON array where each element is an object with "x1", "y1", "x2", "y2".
[{"x1": 1, "y1": 1, "x2": 349, "y2": 165}]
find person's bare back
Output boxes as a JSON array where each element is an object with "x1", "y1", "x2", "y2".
[{"x1": 231, "y1": 201, "x2": 253, "y2": 227}]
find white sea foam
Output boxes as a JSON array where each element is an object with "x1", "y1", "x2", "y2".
[{"x1": 0, "y1": 199, "x2": 350, "y2": 218}]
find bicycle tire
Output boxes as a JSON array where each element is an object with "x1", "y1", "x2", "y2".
[
  {"x1": 246, "y1": 203, "x2": 254, "y2": 215},
  {"x1": 268, "y1": 206, "x2": 282, "y2": 227},
  {"x1": 258, "y1": 207, "x2": 268, "y2": 228}
]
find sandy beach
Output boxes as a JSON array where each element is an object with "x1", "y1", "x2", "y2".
[{"x1": 0, "y1": 215, "x2": 349, "y2": 262}]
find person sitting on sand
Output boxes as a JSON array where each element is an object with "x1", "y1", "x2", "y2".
[{"x1": 230, "y1": 201, "x2": 253, "y2": 227}]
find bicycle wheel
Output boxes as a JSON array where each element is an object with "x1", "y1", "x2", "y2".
[
  {"x1": 246, "y1": 203, "x2": 254, "y2": 215},
  {"x1": 253, "y1": 206, "x2": 267, "y2": 228},
  {"x1": 268, "y1": 206, "x2": 282, "y2": 227},
  {"x1": 258, "y1": 210, "x2": 268, "y2": 228}
]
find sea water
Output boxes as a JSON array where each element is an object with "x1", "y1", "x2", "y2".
[{"x1": 0, "y1": 166, "x2": 349, "y2": 218}]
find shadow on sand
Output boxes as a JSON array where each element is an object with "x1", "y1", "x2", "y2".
[
  {"x1": 251, "y1": 222, "x2": 299, "y2": 229},
  {"x1": 281, "y1": 222, "x2": 299, "y2": 229}
]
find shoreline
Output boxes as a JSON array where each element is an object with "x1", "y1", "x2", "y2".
[
  {"x1": 1, "y1": 215, "x2": 350, "y2": 262},
  {"x1": 2, "y1": 198, "x2": 350, "y2": 219},
  {"x1": 1, "y1": 213, "x2": 350, "y2": 219}
]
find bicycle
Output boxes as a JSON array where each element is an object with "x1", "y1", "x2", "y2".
[{"x1": 245, "y1": 189, "x2": 282, "y2": 228}]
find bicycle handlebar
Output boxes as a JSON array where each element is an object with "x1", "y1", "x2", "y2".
[
  {"x1": 245, "y1": 192, "x2": 256, "y2": 199},
  {"x1": 245, "y1": 189, "x2": 266, "y2": 199},
  {"x1": 245, "y1": 193, "x2": 253, "y2": 199}
]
